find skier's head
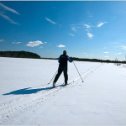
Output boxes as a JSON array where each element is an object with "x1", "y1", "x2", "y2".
[{"x1": 63, "y1": 50, "x2": 67, "y2": 55}]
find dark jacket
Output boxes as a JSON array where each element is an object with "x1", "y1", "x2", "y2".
[{"x1": 58, "y1": 54, "x2": 72, "y2": 68}]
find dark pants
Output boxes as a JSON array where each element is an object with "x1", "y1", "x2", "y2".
[{"x1": 53, "y1": 66, "x2": 68, "y2": 84}]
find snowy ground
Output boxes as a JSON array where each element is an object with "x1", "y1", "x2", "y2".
[{"x1": 0, "y1": 57, "x2": 126, "y2": 126}]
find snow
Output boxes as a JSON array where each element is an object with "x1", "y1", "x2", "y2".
[{"x1": 0, "y1": 57, "x2": 126, "y2": 126}]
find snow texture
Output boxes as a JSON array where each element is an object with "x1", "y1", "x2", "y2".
[{"x1": 0, "y1": 57, "x2": 126, "y2": 126}]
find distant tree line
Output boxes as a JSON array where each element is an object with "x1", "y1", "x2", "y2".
[
  {"x1": 72, "y1": 57, "x2": 126, "y2": 64},
  {"x1": 41, "y1": 57, "x2": 126, "y2": 64},
  {"x1": 0, "y1": 51, "x2": 126, "y2": 64},
  {"x1": 0, "y1": 51, "x2": 41, "y2": 59}
]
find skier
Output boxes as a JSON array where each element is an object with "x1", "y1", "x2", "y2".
[{"x1": 53, "y1": 50, "x2": 73, "y2": 87}]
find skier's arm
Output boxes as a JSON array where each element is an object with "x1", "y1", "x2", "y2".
[{"x1": 68, "y1": 56, "x2": 73, "y2": 63}]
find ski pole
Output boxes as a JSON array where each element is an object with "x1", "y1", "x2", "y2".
[
  {"x1": 73, "y1": 61, "x2": 84, "y2": 83},
  {"x1": 48, "y1": 70, "x2": 57, "y2": 84}
]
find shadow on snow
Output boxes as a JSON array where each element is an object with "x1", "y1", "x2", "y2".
[{"x1": 3, "y1": 86, "x2": 54, "y2": 95}]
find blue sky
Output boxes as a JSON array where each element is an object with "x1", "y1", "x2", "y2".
[{"x1": 0, "y1": 1, "x2": 126, "y2": 60}]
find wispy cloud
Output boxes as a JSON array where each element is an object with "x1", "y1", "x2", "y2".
[
  {"x1": 45, "y1": 17, "x2": 56, "y2": 25},
  {"x1": 12, "y1": 42, "x2": 22, "y2": 45},
  {"x1": 0, "y1": 13, "x2": 19, "y2": 25},
  {"x1": 71, "y1": 26, "x2": 77, "y2": 32},
  {"x1": 0, "y1": 3, "x2": 20, "y2": 25},
  {"x1": 87, "y1": 32, "x2": 94, "y2": 39},
  {"x1": 0, "y1": 3, "x2": 20, "y2": 15},
  {"x1": 104, "y1": 51, "x2": 109, "y2": 54},
  {"x1": 83, "y1": 21, "x2": 107, "y2": 39},
  {"x1": 26, "y1": 40, "x2": 44, "y2": 47},
  {"x1": 97, "y1": 22, "x2": 106, "y2": 28},
  {"x1": 84, "y1": 24, "x2": 91, "y2": 29},
  {"x1": 57, "y1": 44, "x2": 66, "y2": 48},
  {"x1": 44, "y1": 42, "x2": 47, "y2": 44},
  {"x1": 83, "y1": 24, "x2": 94, "y2": 39}
]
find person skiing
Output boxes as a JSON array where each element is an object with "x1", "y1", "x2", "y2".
[{"x1": 53, "y1": 50, "x2": 73, "y2": 87}]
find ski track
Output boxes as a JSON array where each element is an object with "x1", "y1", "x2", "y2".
[{"x1": 0, "y1": 63, "x2": 102, "y2": 124}]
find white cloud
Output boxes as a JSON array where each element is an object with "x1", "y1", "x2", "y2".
[
  {"x1": 84, "y1": 24, "x2": 91, "y2": 29},
  {"x1": 104, "y1": 51, "x2": 109, "y2": 54},
  {"x1": 12, "y1": 42, "x2": 22, "y2": 44},
  {"x1": 0, "y1": 13, "x2": 19, "y2": 25},
  {"x1": 87, "y1": 32, "x2": 94, "y2": 39},
  {"x1": 97, "y1": 22, "x2": 106, "y2": 28},
  {"x1": 0, "y1": 3, "x2": 20, "y2": 15},
  {"x1": 57, "y1": 44, "x2": 66, "y2": 48},
  {"x1": 45, "y1": 17, "x2": 56, "y2": 25},
  {"x1": 83, "y1": 24, "x2": 94, "y2": 39},
  {"x1": 27, "y1": 40, "x2": 44, "y2": 47}
]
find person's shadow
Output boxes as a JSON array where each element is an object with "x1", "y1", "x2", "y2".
[{"x1": 3, "y1": 86, "x2": 54, "y2": 95}]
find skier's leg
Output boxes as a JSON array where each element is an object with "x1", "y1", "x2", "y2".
[
  {"x1": 63, "y1": 67, "x2": 68, "y2": 85},
  {"x1": 53, "y1": 67, "x2": 62, "y2": 87}
]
